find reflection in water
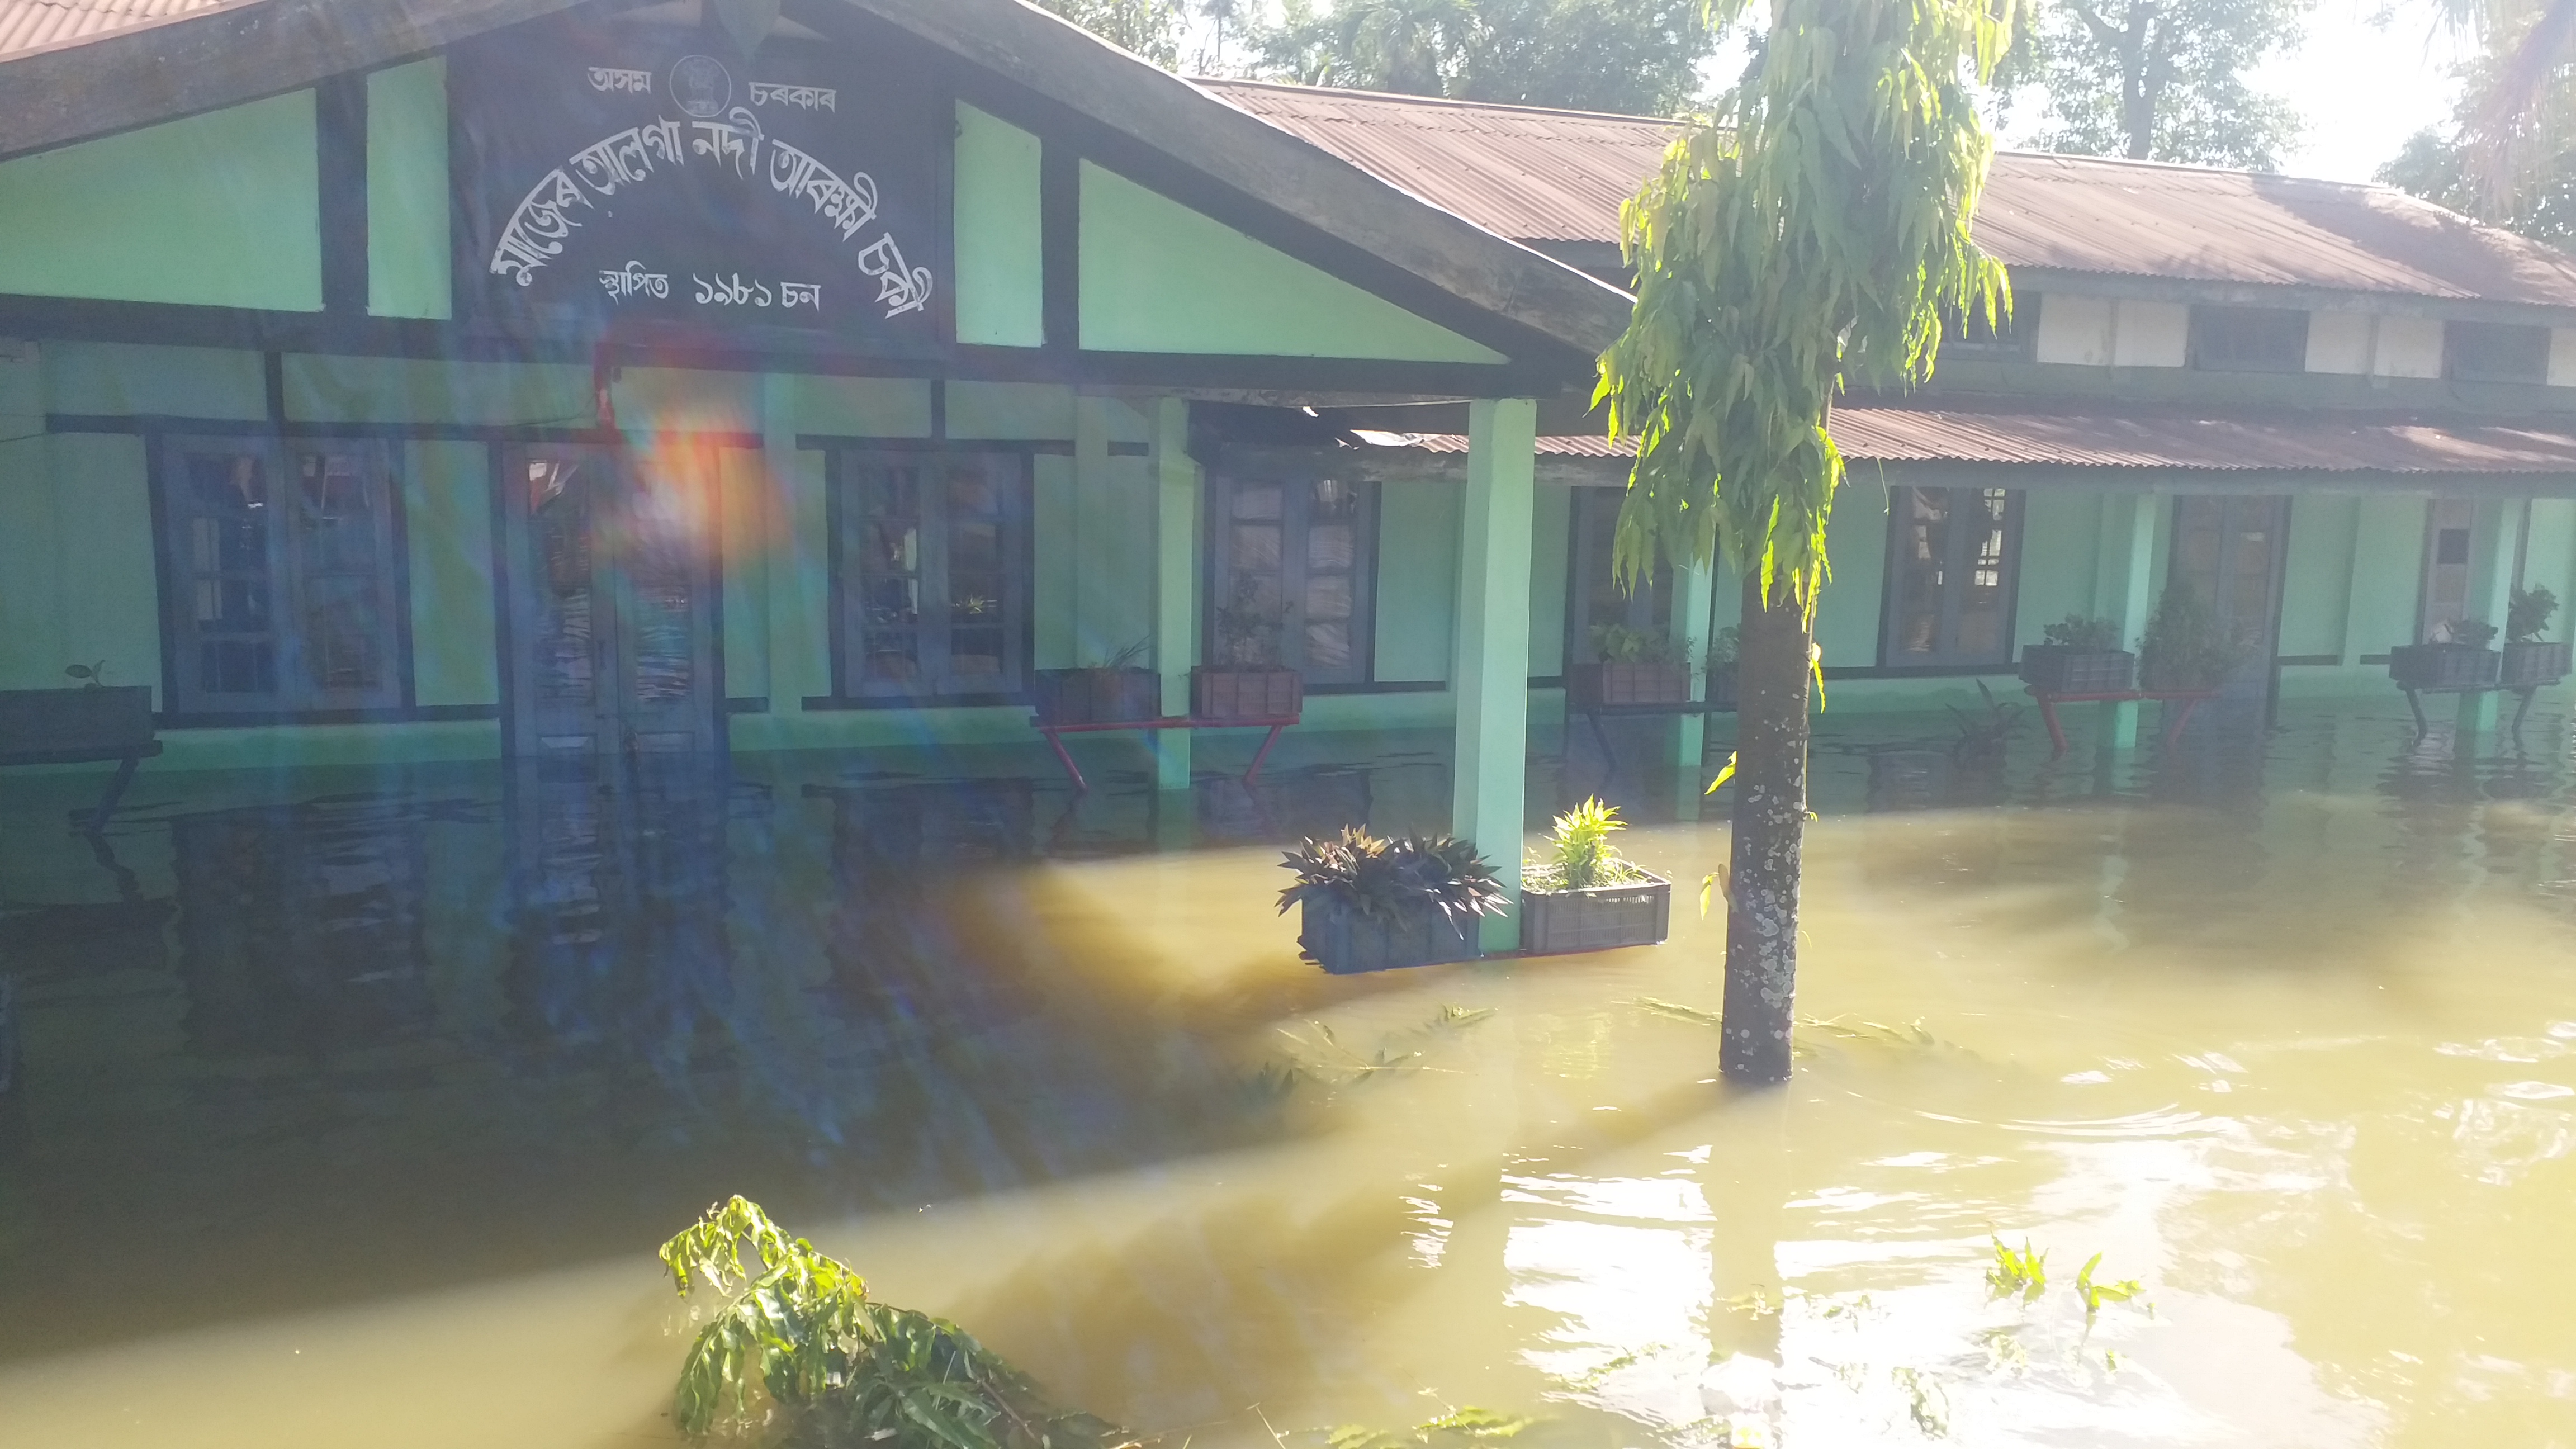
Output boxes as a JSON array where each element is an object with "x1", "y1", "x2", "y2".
[{"x1": 1, "y1": 697, "x2": 2574, "y2": 1447}]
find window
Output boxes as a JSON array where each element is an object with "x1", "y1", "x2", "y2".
[
  {"x1": 1947, "y1": 293, "x2": 2033, "y2": 359},
  {"x1": 2190, "y1": 305, "x2": 2309, "y2": 373},
  {"x1": 1206, "y1": 474, "x2": 1377, "y2": 685},
  {"x1": 158, "y1": 438, "x2": 405, "y2": 716},
  {"x1": 2447, "y1": 321, "x2": 2549, "y2": 383},
  {"x1": 2419, "y1": 498, "x2": 2476, "y2": 641},
  {"x1": 836, "y1": 452, "x2": 1031, "y2": 700},
  {"x1": 1881, "y1": 486, "x2": 2022, "y2": 669},
  {"x1": 1567, "y1": 487, "x2": 1673, "y2": 659}
]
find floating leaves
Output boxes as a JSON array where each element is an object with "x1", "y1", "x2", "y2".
[{"x1": 1985, "y1": 1235, "x2": 2048, "y2": 1303}]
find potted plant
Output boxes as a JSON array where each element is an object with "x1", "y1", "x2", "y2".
[
  {"x1": 1520, "y1": 798, "x2": 1671, "y2": 955},
  {"x1": 2019, "y1": 614, "x2": 2135, "y2": 694},
  {"x1": 2137, "y1": 585, "x2": 2246, "y2": 692},
  {"x1": 1032, "y1": 639, "x2": 1161, "y2": 725},
  {"x1": 0, "y1": 662, "x2": 155, "y2": 754},
  {"x1": 2390, "y1": 617, "x2": 2502, "y2": 691},
  {"x1": 1276, "y1": 826, "x2": 1508, "y2": 973},
  {"x1": 1704, "y1": 627, "x2": 1740, "y2": 710},
  {"x1": 1571, "y1": 623, "x2": 1692, "y2": 707},
  {"x1": 2501, "y1": 584, "x2": 2570, "y2": 688},
  {"x1": 1192, "y1": 583, "x2": 1303, "y2": 721}
]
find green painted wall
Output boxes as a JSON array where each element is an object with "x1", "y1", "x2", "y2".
[
  {"x1": 953, "y1": 105, "x2": 1045, "y2": 349},
  {"x1": 775, "y1": 375, "x2": 932, "y2": 436},
  {"x1": 2280, "y1": 495, "x2": 2360, "y2": 659},
  {"x1": 1814, "y1": 483, "x2": 1890, "y2": 669},
  {"x1": 2526, "y1": 500, "x2": 2576, "y2": 633},
  {"x1": 0, "y1": 92, "x2": 322, "y2": 311},
  {"x1": 1077, "y1": 163, "x2": 1507, "y2": 363},
  {"x1": 1375, "y1": 480, "x2": 1462, "y2": 682},
  {"x1": 402, "y1": 441, "x2": 499, "y2": 709},
  {"x1": 947, "y1": 381, "x2": 1078, "y2": 440},
  {"x1": 48, "y1": 433, "x2": 160, "y2": 705},
  {"x1": 719, "y1": 447, "x2": 771, "y2": 701},
  {"x1": 2348, "y1": 496, "x2": 2427, "y2": 656},
  {"x1": 52, "y1": 342, "x2": 267, "y2": 419},
  {"x1": 608, "y1": 367, "x2": 760, "y2": 430},
  {"x1": 1527, "y1": 483, "x2": 1571, "y2": 675},
  {"x1": 2015, "y1": 489, "x2": 2101, "y2": 641},
  {"x1": 368, "y1": 58, "x2": 452, "y2": 320},
  {"x1": 283, "y1": 356, "x2": 591, "y2": 425}
]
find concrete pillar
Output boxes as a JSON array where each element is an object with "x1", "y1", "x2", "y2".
[
  {"x1": 2460, "y1": 496, "x2": 2521, "y2": 736},
  {"x1": 2093, "y1": 492, "x2": 2161, "y2": 749},
  {"x1": 760, "y1": 376, "x2": 832, "y2": 716},
  {"x1": 1152, "y1": 396, "x2": 1197, "y2": 790},
  {"x1": 1453, "y1": 399, "x2": 1538, "y2": 953},
  {"x1": 1670, "y1": 555, "x2": 1716, "y2": 813}
]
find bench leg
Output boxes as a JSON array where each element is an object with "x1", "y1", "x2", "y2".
[
  {"x1": 2037, "y1": 697, "x2": 2069, "y2": 756},
  {"x1": 2163, "y1": 697, "x2": 2204, "y2": 750},
  {"x1": 1040, "y1": 728, "x2": 1089, "y2": 793},
  {"x1": 2404, "y1": 688, "x2": 2428, "y2": 737},
  {"x1": 2513, "y1": 686, "x2": 2538, "y2": 736},
  {"x1": 91, "y1": 752, "x2": 142, "y2": 832},
  {"x1": 1244, "y1": 723, "x2": 1286, "y2": 785}
]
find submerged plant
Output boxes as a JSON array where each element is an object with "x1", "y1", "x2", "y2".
[
  {"x1": 1524, "y1": 797, "x2": 1651, "y2": 892},
  {"x1": 1268, "y1": 1003, "x2": 1497, "y2": 1087},
  {"x1": 2072, "y1": 1252, "x2": 2145, "y2": 1322},
  {"x1": 660, "y1": 1196, "x2": 1133, "y2": 1449},
  {"x1": 2511, "y1": 583, "x2": 2560, "y2": 643},
  {"x1": 1985, "y1": 1235, "x2": 2048, "y2": 1303},
  {"x1": 1276, "y1": 827, "x2": 1509, "y2": 930},
  {"x1": 1325, "y1": 1408, "x2": 1538, "y2": 1449}
]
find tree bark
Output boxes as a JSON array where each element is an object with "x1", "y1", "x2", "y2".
[{"x1": 1719, "y1": 570, "x2": 1811, "y2": 1085}]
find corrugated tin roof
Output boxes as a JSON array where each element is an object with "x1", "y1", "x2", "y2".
[
  {"x1": 1351, "y1": 405, "x2": 2576, "y2": 473},
  {"x1": 0, "y1": 0, "x2": 228, "y2": 60},
  {"x1": 1199, "y1": 78, "x2": 2576, "y2": 309}
]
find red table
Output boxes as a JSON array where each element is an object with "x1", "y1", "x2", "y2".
[
  {"x1": 2024, "y1": 687, "x2": 2219, "y2": 755},
  {"x1": 1032, "y1": 714, "x2": 1297, "y2": 792}
]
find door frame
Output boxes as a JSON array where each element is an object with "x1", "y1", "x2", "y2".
[
  {"x1": 2167, "y1": 493, "x2": 2292, "y2": 722},
  {"x1": 490, "y1": 440, "x2": 728, "y2": 764}
]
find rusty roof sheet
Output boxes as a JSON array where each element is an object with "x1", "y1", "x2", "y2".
[
  {"x1": 0, "y1": 0, "x2": 230, "y2": 59},
  {"x1": 1199, "y1": 78, "x2": 2576, "y2": 309},
  {"x1": 1352, "y1": 405, "x2": 2576, "y2": 474}
]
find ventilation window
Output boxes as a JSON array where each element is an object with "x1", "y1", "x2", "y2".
[
  {"x1": 2190, "y1": 306, "x2": 2310, "y2": 373},
  {"x1": 2447, "y1": 321, "x2": 2550, "y2": 383}
]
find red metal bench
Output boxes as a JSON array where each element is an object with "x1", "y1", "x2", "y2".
[{"x1": 1032, "y1": 714, "x2": 1297, "y2": 792}]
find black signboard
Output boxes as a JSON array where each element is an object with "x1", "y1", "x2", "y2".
[{"x1": 448, "y1": 18, "x2": 950, "y2": 345}]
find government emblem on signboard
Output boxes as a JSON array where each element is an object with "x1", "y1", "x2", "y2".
[{"x1": 447, "y1": 17, "x2": 950, "y2": 347}]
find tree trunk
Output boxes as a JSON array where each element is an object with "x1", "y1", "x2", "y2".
[{"x1": 1719, "y1": 570, "x2": 1811, "y2": 1085}]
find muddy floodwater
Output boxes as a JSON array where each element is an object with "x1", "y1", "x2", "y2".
[{"x1": 3, "y1": 699, "x2": 2574, "y2": 1447}]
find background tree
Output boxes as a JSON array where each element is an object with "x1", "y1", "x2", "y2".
[
  {"x1": 1597, "y1": 0, "x2": 2012, "y2": 1084},
  {"x1": 2001, "y1": 0, "x2": 2309, "y2": 168},
  {"x1": 2381, "y1": 124, "x2": 2576, "y2": 249},
  {"x1": 1034, "y1": 0, "x2": 1191, "y2": 67},
  {"x1": 1259, "y1": 0, "x2": 1716, "y2": 116}
]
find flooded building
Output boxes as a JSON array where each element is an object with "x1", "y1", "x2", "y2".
[{"x1": 6, "y1": 0, "x2": 2576, "y2": 961}]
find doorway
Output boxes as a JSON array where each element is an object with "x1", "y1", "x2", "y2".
[
  {"x1": 2168, "y1": 494, "x2": 2290, "y2": 714},
  {"x1": 498, "y1": 444, "x2": 724, "y2": 763}
]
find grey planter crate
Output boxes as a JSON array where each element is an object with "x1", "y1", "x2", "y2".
[
  {"x1": 1520, "y1": 871, "x2": 1671, "y2": 955},
  {"x1": 0, "y1": 686, "x2": 154, "y2": 754},
  {"x1": 1298, "y1": 900, "x2": 1479, "y2": 974}
]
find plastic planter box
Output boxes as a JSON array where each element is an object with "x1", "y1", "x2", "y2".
[
  {"x1": 2018, "y1": 646, "x2": 2137, "y2": 695},
  {"x1": 1190, "y1": 666, "x2": 1302, "y2": 720},
  {"x1": 0, "y1": 686, "x2": 155, "y2": 752},
  {"x1": 1569, "y1": 662, "x2": 1691, "y2": 708},
  {"x1": 1031, "y1": 667, "x2": 1161, "y2": 725},
  {"x1": 1520, "y1": 871, "x2": 1671, "y2": 955},
  {"x1": 1298, "y1": 901, "x2": 1479, "y2": 974},
  {"x1": 2388, "y1": 644, "x2": 2501, "y2": 691},
  {"x1": 2499, "y1": 641, "x2": 2572, "y2": 688}
]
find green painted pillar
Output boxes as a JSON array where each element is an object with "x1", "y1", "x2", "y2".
[
  {"x1": 1153, "y1": 396, "x2": 1198, "y2": 791},
  {"x1": 1670, "y1": 555, "x2": 1715, "y2": 814},
  {"x1": 1454, "y1": 399, "x2": 1537, "y2": 953},
  {"x1": 761, "y1": 377, "x2": 832, "y2": 719},
  {"x1": 2094, "y1": 492, "x2": 2161, "y2": 749},
  {"x1": 2460, "y1": 497, "x2": 2521, "y2": 736}
]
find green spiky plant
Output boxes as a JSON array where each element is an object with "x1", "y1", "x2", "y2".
[
  {"x1": 2509, "y1": 583, "x2": 2559, "y2": 642},
  {"x1": 1524, "y1": 797, "x2": 1650, "y2": 892},
  {"x1": 1595, "y1": 0, "x2": 2016, "y2": 1083},
  {"x1": 1985, "y1": 1235, "x2": 2047, "y2": 1303},
  {"x1": 660, "y1": 1196, "x2": 1133, "y2": 1449}
]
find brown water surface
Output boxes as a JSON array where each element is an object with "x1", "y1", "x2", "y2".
[{"x1": 2, "y1": 700, "x2": 2572, "y2": 1446}]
